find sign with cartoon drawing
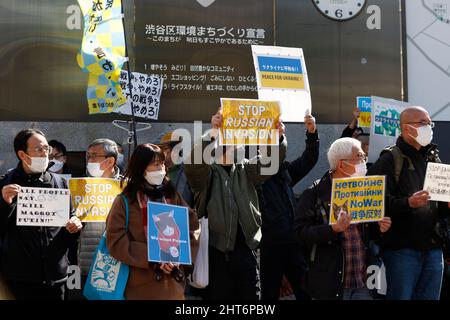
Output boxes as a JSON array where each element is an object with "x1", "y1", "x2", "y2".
[
  {"x1": 330, "y1": 176, "x2": 385, "y2": 225},
  {"x1": 147, "y1": 202, "x2": 192, "y2": 265}
]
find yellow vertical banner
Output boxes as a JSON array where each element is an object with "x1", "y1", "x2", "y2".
[
  {"x1": 69, "y1": 178, "x2": 125, "y2": 222},
  {"x1": 330, "y1": 176, "x2": 385, "y2": 225},
  {"x1": 220, "y1": 98, "x2": 280, "y2": 146}
]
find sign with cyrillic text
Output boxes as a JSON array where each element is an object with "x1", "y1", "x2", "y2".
[
  {"x1": 424, "y1": 163, "x2": 450, "y2": 202},
  {"x1": 17, "y1": 187, "x2": 70, "y2": 227},
  {"x1": 330, "y1": 176, "x2": 385, "y2": 225},
  {"x1": 220, "y1": 98, "x2": 280, "y2": 146}
]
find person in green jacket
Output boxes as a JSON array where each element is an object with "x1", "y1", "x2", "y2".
[{"x1": 184, "y1": 109, "x2": 286, "y2": 300}]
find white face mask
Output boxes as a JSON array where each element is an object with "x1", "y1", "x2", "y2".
[
  {"x1": 409, "y1": 124, "x2": 433, "y2": 147},
  {"x1": 48, "y1": 160, "x2": 64, "y2": 173},
  {"x1": 24, "y1": 154, "x2": 49, "y2": 173},
  {"x1": 145, "y1": 169, "x2": 166, "y2": 186},
  {"x1": 343, "y1": 161, "x2": 367, "y2": 178},
  {"x1": 87, "y1": 161, "x2": 105, "y2": 177}
]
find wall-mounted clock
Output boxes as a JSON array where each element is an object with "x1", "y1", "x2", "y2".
[{"x1": 312, "y1": 0, "x2": 367, "y2": 21}]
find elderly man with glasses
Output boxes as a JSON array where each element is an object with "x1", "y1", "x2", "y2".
[
  {"x1": 368, "y1": 106, "x2": 450, "y2": 300},
  {"x1": 295, "y1": 137, "x2": 391, "y2": 300},
  {"x1": 0, "y1": 129, "x2": 82, "y2": 300}
]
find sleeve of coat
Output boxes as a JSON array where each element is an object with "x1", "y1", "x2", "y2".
[
  {"x1": 176, "y1": 193, "x2": 200, "y2": 264},
  {"x1": 183, "y1": 135, "x2": 212, "y2": 193},
  {"x1": 287, "y1": 130, "x2": 319, "y2": 186},
  {"x1": 106, "y1": 195, "x2": 149, "y2": 269},
  {"x1": 294, "y1": 186, "x2": 338, "y2": 246},
  {"x1": 245, "y1": 134, "x2": 288, "y2": 186}
]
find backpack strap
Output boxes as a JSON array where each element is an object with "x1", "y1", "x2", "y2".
[
  {"x1": 381, "y1": 145, "x2": 414, "y2": 185},
  {"x1": 119, "y1": 194, "x2": 130, "y2": 231}
]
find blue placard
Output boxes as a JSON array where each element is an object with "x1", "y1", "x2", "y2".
[
  {"x1": 257, "y1": 56, "x2": 303, "y2": 74},
  {"x1": 147, "y1": 201, "x2": 192, "y2": 265},
  {"x1": 357, "y1": 96, "x2": 372, "y2": 113}
]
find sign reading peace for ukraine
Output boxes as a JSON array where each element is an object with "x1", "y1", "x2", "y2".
[
  {"x1": 147, "y1": 202, "x2": 192, "y2": 265},
  {"x1": 257, "y1": 56, "x2": 305, "y2": 90}
]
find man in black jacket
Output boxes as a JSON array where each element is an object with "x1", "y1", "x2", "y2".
[
  {"x1": 368, "y1": 106, "x2": 450, "y2": 300},
  {"x1": 259, "y1": 114, "x2": 319, "y2": 300},
  {"x1": 295, "y1": 137, "x2": 391, "y2": 300},
  {"x1": 0, "y1": 129, "x2": 82, "y2": 300}
]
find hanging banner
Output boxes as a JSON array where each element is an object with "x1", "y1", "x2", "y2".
[
  {"x1": 330, "y1": 176, "x2": 385, "y2": 225},
  {"x1": 367, "y1": 96, "x2": 411, "y2": 163},
  {"x1": 77, "y1": 0, "x2": 128, "y2": 113},
  {"x1": 147, "y1": 202, "x2": 192, "y2": 265},
  {"x1": 69, "y1": 178, "x2": 124, "y2": 222},
  {"x1": 16, "y1": 187, "x2": 70, "y2": 227},
  {"x1": 252, "y1": 45, "x2": 311, "y2": 123},
  {"x1": 219, "y1": 98, "x2": 280, "y2": 146}
]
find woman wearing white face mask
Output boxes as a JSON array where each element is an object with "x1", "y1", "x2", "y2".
[{"x1": 105, "y1": 143, "x2": 199, "y2": 300}]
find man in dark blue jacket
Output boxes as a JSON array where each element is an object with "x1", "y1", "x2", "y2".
[
  {"x1": 259, "y1": 114, "x2": 319, "y2": 300},
  {"x1": 0, "y1": 129, "x2": 82, "y2": 300}
]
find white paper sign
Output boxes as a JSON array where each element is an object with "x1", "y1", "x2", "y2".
[
  {"x1": 17, "y1": 187, "x2": 70, "y2": 227},
  {"x1": 114, "y1": 71, "x2": 163, "y2": 120},
  {"x1": 252, "y1": 45, "x2": 311, "y2": 123},
  {"x1": 424, "y1": 162, "x2": 450, "y2": 202}
]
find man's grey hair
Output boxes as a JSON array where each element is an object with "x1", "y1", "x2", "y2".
[
  {"x1": 327, "y1": 138, "x2": 362, "y2": 170},
  {"x1": 88, "y1": 138, "x2": 119, "y2": 162}
]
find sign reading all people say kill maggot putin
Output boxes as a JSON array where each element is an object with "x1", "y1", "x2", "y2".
[{"x1": 16, "y1": 187, "x2": 70, "y2": 227}]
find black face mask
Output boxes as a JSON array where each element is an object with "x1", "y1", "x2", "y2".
[{"x1": 143, "y1": 182, "x2": 165, "y2": 200}]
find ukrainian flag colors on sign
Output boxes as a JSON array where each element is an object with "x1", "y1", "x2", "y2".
[
  {"x1": 77, "y1": 0, "x2": 127, "y2": 114},
  {"x1": 220, "y1": 98, "x2": 280, "y2": 146},
  {"x1": 257, "y1": 56, "x2": 305, "y2": 90}
]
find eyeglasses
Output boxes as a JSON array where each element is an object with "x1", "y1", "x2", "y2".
[
  {"x1": 406, "y1": 121, "x2": 435, "y2": 128},
  {"x1": 86, "y1": 153, "x2": 109, "y2": 160},
  {"x1": 32, "y1": 145, "x2": 53, "y2": 154},
  {"x1": 342, "y1": 156, "x2": 367, "y2": 164},
  {"x1": 49, "y1": 153, "x2": 64, "y2": 161}
]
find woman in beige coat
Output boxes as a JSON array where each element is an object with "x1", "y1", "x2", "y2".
[{"x1": 106, "y1": 144, "x2": 199, "y2": 300}]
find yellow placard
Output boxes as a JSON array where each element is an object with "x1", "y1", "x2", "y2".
[
  {"x1": 330, "y1": 176, "x2": 385, "y2": 225},
  {"x1": 220, "y1": 98, "x2": 280, "y2": 146},
  {"x1": 69, "y1": 178, "x2": 125, "y2": 222},
  {"x1": 260, "y1": 72, "x2": 305, "y2": 89}
]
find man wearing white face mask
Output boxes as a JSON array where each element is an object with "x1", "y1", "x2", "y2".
[
  {"x1": 74, "y1": 139, "x2": 122, "y2": 299},
  {"x1": 368, "y1": 106, "x2": 450, "y2": 300},
  {"x1": 47, "y1": 140, "x2": 69, "y2": 175},
  {"x1": 295, "y1": 138, "x2": 391, "y2": 300},
  {"x1": 0, "y1": 129, "x2": 82, "y2": 300}
]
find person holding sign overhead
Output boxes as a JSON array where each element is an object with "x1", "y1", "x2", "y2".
[
  {"x1": 105, "y1": 144, "x2": 199, "y2": 300},
  {"x1": 295, "y1": 138, "x2": 391, "y2": 300},
  {"x1": 368, "y1": 106, "x2": 450, "y2": 300},
  {"x1": 184, "y1": 107, "x2": 286, "y2": 300},
  {"x1": 0, "y1": 129, "x2": 82, "y2": 300}
]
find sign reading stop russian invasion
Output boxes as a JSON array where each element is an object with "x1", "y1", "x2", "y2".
[
  {"x1": 17, "y1": 187, "x2": 70, "y2": 227},
  {"x1": 220, "y1": 98, "x2": 280, "y2": 146},
  {"x1": 69, "y1": 178, "x2": 124, "y2": 223}
]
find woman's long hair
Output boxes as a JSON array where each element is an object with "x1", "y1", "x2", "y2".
[{"x1": 122, "y1": 143, "x2": 175, "y2": 202}]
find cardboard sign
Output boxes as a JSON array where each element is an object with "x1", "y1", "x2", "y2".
[
  {"x1": 357, "y1": 96, "x2": 372, "y2": 128},
  {"x1": 17, "y1": 187, "x2": 70, "y2": 227},
  {"x1": 330, "y1": 176, "x2": 385, "y2": 225},
  {"x1": 69, "y1": 178, "x2": 124, "y2": 222},
  {"x1": 220, "y1": 98, "x2": 280, "y2": 146},
  {"x1": 424, "y1": 163, "x2": 450, "y2": 202},
  {"x1": 147, "y1": 202, "x2": 192, "y2": 265}
]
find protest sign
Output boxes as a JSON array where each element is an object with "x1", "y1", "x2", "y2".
[
  {"x1": 357, "y1": 96, "x2": 372, "y2": 128},
  {"x1": 147, "y1": 202, "x2": 192, "y2": 265},
  {"x1": 113, "y1": 70, "x2": 163, "y2": 120},
  {"x1": 330, "y1": 176, "x2": 385, "y2": 225},
  {"x1": 368, "y1": 96, "x2": 411, "y2": 163},
  {"x1": 17, "y1": 187, "x2": 70, "y2": 227},
  {"x1": 220, "y1": 98, "x2": 280, "y2": 146},
  {"x1": 69, "y1": 178, "x2": 124, "y2": 222},
  {"x1": 252, "y1": 45, "x2": 311, "y2": 122},
  {"x1": 423, "y1": 163, "x2": 450, "y2": 202}
]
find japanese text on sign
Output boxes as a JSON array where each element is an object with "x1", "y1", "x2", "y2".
[{"x1": 424, "y1": 163, "x2": 450, "y2": 202}]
